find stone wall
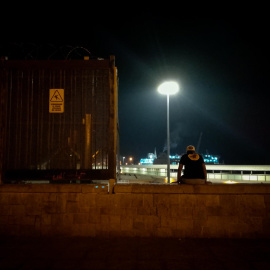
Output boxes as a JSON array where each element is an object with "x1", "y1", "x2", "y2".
[{"x1": 0, "y1": 184, "x2": 270, "y2": 238}]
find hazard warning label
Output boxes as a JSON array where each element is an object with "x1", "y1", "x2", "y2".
[{"x1": 49, "y1": 89, "x2": 64, "y2": 113}]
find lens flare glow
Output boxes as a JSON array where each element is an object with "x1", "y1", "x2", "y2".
[
  {"x1": 224, "y1": 180, "x2": 237, "y2": 184},
  {"x1": 158, "y1": 81, "x2": 179, "y2": 95}
]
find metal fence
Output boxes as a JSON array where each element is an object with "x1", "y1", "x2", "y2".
[{"x1": 0, "y1": 57, "x2": 118, "y2": 183}]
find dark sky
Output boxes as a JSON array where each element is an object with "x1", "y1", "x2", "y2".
[{"x1": 1, "y1": 13, "x2": 269, "y2": 165}]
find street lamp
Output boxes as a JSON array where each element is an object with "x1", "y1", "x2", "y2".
[{"x1": 157, "y1": 81, "x2": 179, "y2": 183}]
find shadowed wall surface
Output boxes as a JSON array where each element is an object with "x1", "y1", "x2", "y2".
[{"x1": 0, "y1": 184, "x2": 270, "y2": 238}]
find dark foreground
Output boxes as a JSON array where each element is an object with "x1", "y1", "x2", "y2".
[{"x1": 1, "y1": 236, "x2": 270, "y2": 270}]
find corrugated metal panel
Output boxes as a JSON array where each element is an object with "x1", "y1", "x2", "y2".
[{"x1": 0, "y1": 57, "x2": 118, "y2": 182}]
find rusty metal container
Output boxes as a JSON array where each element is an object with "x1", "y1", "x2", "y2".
[{"x1": 0, "y1": 56, "x2": 118, "y2": 182}]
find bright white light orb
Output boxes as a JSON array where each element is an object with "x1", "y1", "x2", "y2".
[{"x1": 157, "y1": 81, "x2": 179, "y2": 95}]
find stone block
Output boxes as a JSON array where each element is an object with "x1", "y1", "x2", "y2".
[
  {"x1": 133, "y1": 221, "x2": 145, "y2": 230},
  {"x1": 88, "y1": 207, "x2": 100, "y2": 224},
  {"x1": 113, "y1": 184, "x2": 132, "y2": 193},
  {"x1": 73, "y1": 213, "x2": 89, "y2": 224},
  {"x1": 43, "y1": 201, "x2": 57, "y2": 214},
  {"x1": 55, "y1": 194, "x2": 67, "y2": 213},
  {"x1": 193, "y1": 207, "x2": 207, "y2": 220},
  {"x1": 11, "y1": 205, "x2": 25, "y2": 216},
  {"x1": 67, "y1": 193, "x2": 79, "y2": 202},
  {"x1": 120, "y1": 215, "x2": 133, "y2": 231},
  {"x1": 42, "y1": 193, "x2": 57, "y2": 202},
  {"x1": 119, "y1": 207, "x2": 137, "y2": 217},
  {"x1": 143, "y1": 194, "x2": 154, "y2": 208},
  {"x1": 143, "y1": 215, "x2": 159, "y2": 230},
  {"x1": 170, "y1": 206, "x2": 193, "y2": 219},
  {"x1": 0, "y1": 205, "x2": 11, "y2": 215},
  {"x1": 178, "y1": 194, "x2": 197, "y2": 206},
  {"x1": 0, "y1": 193, "x2": 10, "y2": 205},
  {"x1": 131, "y1": 194, "x2": 144, "y2": 207},
  {"x1": 196, "y1": 194, "x2": 220, "y2": 206},
  {"x1": 206, "y1": 206, "x2": 222, "y2": 216},
  {"x1": 51, "y1": 213, "x2": 73, "y2": 226},
  {"x1": 41, "y1": 213, "x2": 51, "y2": 225},
  {"x1": 137, "y1": 206, "x2": 156, "y2": 216},
  {"x1": 21, "y1": 193, "x2": 42, "y2": 205},
  {"x1": 71, "y1": 223, "x2": 96, "y2": 237},
  {"x1": 160, "y1": 216, "x2": 177, "y2": 229},
  {"x1": 7, "y1": 193, "x2": 22, "y2": 205},
  {"x1": 153, "y1": 194, "x2": 174, "y2": 206},
  {"x1": 79, "y1": 193, "x2": 96, "y2": 207},
  {"x1": 238, "y1": 195, "x2": 265, "y2": 209},
  {"x1": 95, "y1": 194, "x2": 110, "y2": 208},
  {"x1": 9, "y1": 214, "x2": 35, "y2": 225},
  {"x1": 25, "y1": 203, "x2": 42, "y2": 216},
  {"x1": 116, "y1": 194, "x2": 132, "y2": 207},
  {"x1": 109, "y1": 215, "x2": 121, "y2": 228},
  {"x1": 155, "y1": 227, "x2": 173, "y2": 237},
  {"x1": 66, "y1": 202, "x2": 80, "y2": 213}
]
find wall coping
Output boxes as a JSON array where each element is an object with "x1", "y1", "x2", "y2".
[{"x1": 1, "y1": 183, "x2": 270, "y2": 194}]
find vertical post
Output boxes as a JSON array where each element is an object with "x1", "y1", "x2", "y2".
[
  {"x1": 167, "y1": 94, "x2": 170, "y2": 183},
  {"x1": 84, "y1": 114, "x2": 91, "y2": 169},
  {"x1": 108, "y1": 55, "x2": 117, "y2": 181}
]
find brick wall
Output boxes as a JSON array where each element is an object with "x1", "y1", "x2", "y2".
[{"x1": 0, "y1": 184, "x2": 270, "y2": 238}]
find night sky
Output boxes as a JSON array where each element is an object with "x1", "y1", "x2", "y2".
[{"x1": 1, "y1": 13, "x2": 269, "y2": 165}]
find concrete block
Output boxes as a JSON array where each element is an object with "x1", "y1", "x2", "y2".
[
  {"x1": 67, "y1": 193, "x2": 79, "y2": 202},
  {"x1": 66, "y1": 202, "x2": 80, "y2": 213},
  {"x1": 79, "y1": 193, "x2": 96, "y2": 207},
  {"x1": 120, "y1": 215, "x2": 133, "y2": 231},
  {"x1": 41, "y1": 213, "x2": 51, "y2": 225},
  {"x1": 133, "y1": 221, "x2": 145, "y2": 230},
  {"x1": 137, "y1": 206, "x2": 156, "y2": 215},
  {"x1": 21, "y1": 193, "x2": 42, "y2": 205},
  {"x1": 143, "y1": 194, "x2": 154, "y2": 208},
  {"x1": 95, "y1": 194, "x2": 110, "y2": 208},
  {"x1": 55, "y1": 194, "x2": 67, "y2": 213},
  {"x1": 51, "y1": 213, "x2": 73, "y2": 226},
  {"x1": 9, "y1": 214, "x2": 35, "y2": 225},
  {"x1": 10, "y1": 205, "x2": 25, "y2": 216},
  {"x1": 88, "y1": 207, "x2": 101, "y2": 224},
  {"x1": 193, "y1": 207, "x2": 208, "y2": 220},
  {"x1": 143, "y1": 215, "x2": 159, "y2": 230},
  {"x1": 179, "y1": 194, "x2": 197, "y2": 206},
  {"x1": 0, "y1": 205, "x2": 11, "y2": 216},
  {"x1": 73, "y1": 213, "x2": 89, "y2": 224},
  {"x1": 43, "y1": 193, "x2": 57, "y2": 202},
  {"x1": 153, "y1": 194, "x2": 176, "y2": 206},
  {"x1": 119, "y1": 207, "x2": 137, "y2": 217},
  {"x1": 170, "y1": 206, "x2": 193, "y2": 219},
  {"x1": 196, "y1": 195, "x2": 220, "y2": 206},
  {"x1": 160, "y1": 216, "x2": 177, "y2": 229},
  {"x1": 113, "y1": 184, "x2": 132, "y2": 193},
  {"x1": 109, "y1": 215, "x2": 121, "y2": 229},
  {"x1": 206, "y1": 206, "x2": 222, "y2": 216},
  {"x1": 71, "y1": 223, "x2": 96, "y2": 237},
  {"x1": 25, "y1": 203, "x2": 42, "y2": 216},
  {"x1": 155, "y1": 227, "x2": 173, "y2": 237},
  {"x1": 131, "y1": 194, "x2": 144, "y2": 207},
  {"x1": 117, "y1": 194, "x2": 133, "y2": 207},
  {"x1": 238, "y1": 195, "x2": 265, "y2": 208}
]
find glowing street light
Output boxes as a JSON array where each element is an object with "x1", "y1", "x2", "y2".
[{"x1": 157, "y1": 81, "x2": 179, "y2": 183}]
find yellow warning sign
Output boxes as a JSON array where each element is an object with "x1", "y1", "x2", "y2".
[{"x1": 49, "y1": 89, "x2": 64, "y2": 113}]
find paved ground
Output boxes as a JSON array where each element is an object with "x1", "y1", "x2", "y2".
[{"x1": 1, "y1": 236, "x2": 270, "y2": 270}]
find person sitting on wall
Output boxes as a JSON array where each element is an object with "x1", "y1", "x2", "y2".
[{"x1": 177, "y1": 145, "x2": 208, "y2": 184}]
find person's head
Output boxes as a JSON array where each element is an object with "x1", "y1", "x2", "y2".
[{"x1": 186, "y1": 145, "x2": 195, "y2": 154}]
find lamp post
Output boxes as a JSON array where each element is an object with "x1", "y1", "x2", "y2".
[{"x1": 157, "y1": 81, "x2": 179, "y2": 183}]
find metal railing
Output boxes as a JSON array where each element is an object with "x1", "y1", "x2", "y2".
[{"x1": 121, "y1": 164, "x2": 270, "y2": 182}]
